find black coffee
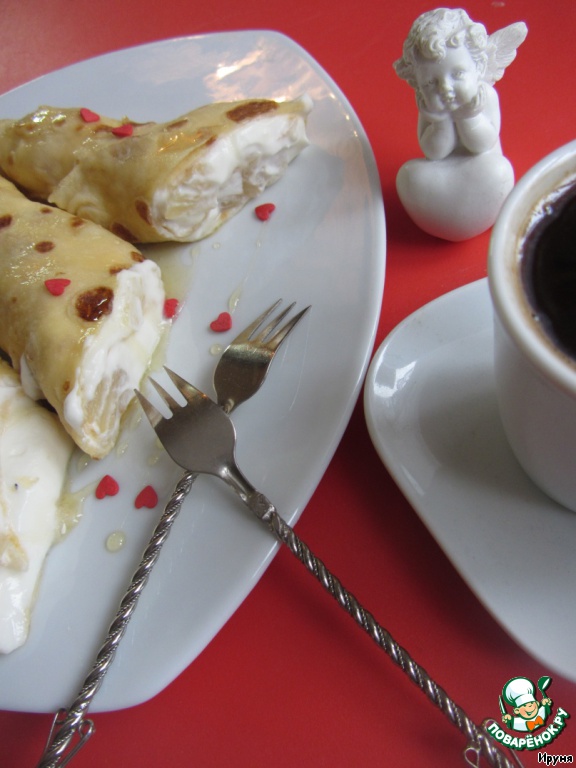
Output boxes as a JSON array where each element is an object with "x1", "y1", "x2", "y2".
[{"x1": 521, "y1": 181, "x2": 576, "y2": 360}]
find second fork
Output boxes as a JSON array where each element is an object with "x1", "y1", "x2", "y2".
[{"x1": 136, "y1": 372, "x2": 521, "y2": 768}]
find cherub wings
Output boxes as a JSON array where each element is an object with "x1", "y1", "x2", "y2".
[{"x1": 485, "y1": 21, "x2": 528, "y2": 84}]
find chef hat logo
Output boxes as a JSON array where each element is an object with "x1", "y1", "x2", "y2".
[{"x1": 502, "y1": 676, "x2": 537, "y2": 708}]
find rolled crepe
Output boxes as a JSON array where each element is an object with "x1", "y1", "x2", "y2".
[
  {"x1": 0, "y1": 95, "x2": 312, "y2": 243},
  {"x1": 0, "y1": 177, "x2": 165, "y2": 458},
  {"x1": 0, "y1": 358, "x2": 73, "y2": 653}
]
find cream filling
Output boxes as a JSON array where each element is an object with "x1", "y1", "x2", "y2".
[
  {"x1": 152, "y1": 100, "x2": 311, "y2": 240},
  {"x1": 63, "y1": 259, "x2": 165, "y2": 458},
  {"x1": 0, "y1": 361, "x2": 73, "y2": 654}
]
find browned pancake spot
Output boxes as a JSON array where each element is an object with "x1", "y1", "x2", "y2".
[
  {"x1": 111, "y1": 222, "x2": 137, "y2": 242},
  {"x1": 135, "y1": 199, "x2": 152, "y2": 224},
  {"x1": 226, "y1": 100, "x2": 278, "y2": 123},
  {"x1": 76, "y1": 287, "x2": 114, "y2": 322},
  {"x1": 131, "y1": 251, "x2": 144, "y2": 262},
  {"x1": 35, "y1": 241, "x2": 55, "y2": 253},
  {"x1": 0, "y1": 214, "x2": 13, "y2": 229}
]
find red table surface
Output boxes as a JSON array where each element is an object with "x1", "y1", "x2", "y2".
[{"x1": 1, "y1": 1, "x2": 575, "y2": 766}]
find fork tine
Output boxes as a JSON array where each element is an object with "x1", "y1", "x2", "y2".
[
  {"x1": 255, "y1": 302, "x2": 296, "y2": 343},
  {"x1": 266, "y1": 305, "x2": 311, "y2": 351},
  {"x1": 134, "y1": 390, "x2": 164, "y2": 429},
  {"x1": 149, "y1": 377, "x2": 182, "y2": 414},
  {"x1": 164, "y1": 367, "x2": 204, "y2": 405},
  {"x1": 229, "y1": 299, "x2": 282, "y2": 344}
]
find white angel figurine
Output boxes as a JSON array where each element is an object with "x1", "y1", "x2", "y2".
[{"x1": 394, "y1": 8, "x2": 527, "y2": 241}]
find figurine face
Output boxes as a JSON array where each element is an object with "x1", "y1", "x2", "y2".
[{"x1": 415, "y1": 45, "x2": 480, "y2": 114}]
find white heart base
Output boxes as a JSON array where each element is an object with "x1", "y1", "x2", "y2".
[{"x1": 397, "y1": 148, "x2": 514, "y2": 242}]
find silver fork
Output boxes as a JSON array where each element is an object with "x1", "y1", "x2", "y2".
[
  {"x1": 37, "y1": 300, "x2": 310, "y2": 768},
  {"x1": 136, "y1": 374, "x2": 521, "y2": 768}
]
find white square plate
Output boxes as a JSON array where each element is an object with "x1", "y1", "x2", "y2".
[{"x1": 0, "y1": 31, "x2": 386, "y2": 711}]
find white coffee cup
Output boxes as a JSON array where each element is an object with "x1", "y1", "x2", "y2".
[{"x1": 488, "y1": 140, "x2": 576, "y2": 512}]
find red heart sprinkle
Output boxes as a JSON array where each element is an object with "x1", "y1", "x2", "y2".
[
  {"x1": 112, "y1": 123, "x2": 133, "y2": 137},
  {"x1": 80, "y1": 108, "x2": 100, "y2": 123},
  {"x1": 135, "y1": 485, "x2": 158, "y2": 509},
  {"x1": 163, "y1": 298, "x2": 179, "y2": 319},
  {"x1": 95, "y1": 475, "x2": 120, "y2": 499},
  {"x1": 210, "y1": 312, "x2": 232, "y2": 332},
  {"x1": 44, "y1": 278, "x2": 71, "y2": 296},
  {"x1": 255, "y1": 203, "x2": 276, "y2": 221}
]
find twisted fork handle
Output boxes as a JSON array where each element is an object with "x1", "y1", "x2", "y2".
[
  {"x1": 40, "y1": 483, "x2": 518, "y2": 768},
  {"x1": 37, "y1": 472, "x2": 196, "y2": 768},
  {"x1": 244, "y1": 491, "x2": 518, "y2": 768}
]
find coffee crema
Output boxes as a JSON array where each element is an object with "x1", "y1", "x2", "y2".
[{"x1": 521, "y1": 180, "x2": 576, "y2": 361}]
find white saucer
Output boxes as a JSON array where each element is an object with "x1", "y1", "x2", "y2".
[{"x1": 364, "y1": 279, "x2": 576, "y2": 683}]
